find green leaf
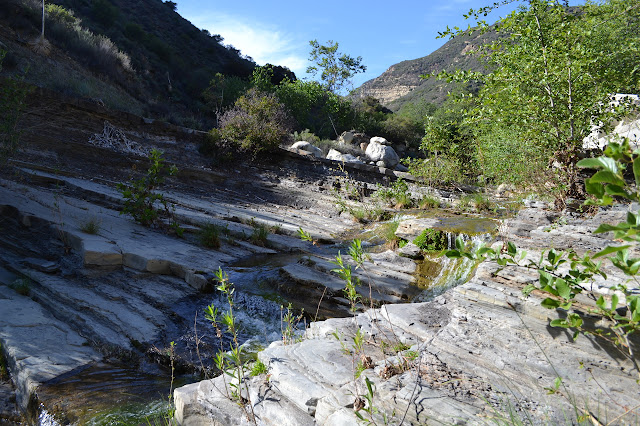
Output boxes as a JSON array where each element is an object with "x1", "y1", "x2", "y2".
[
  {"x1": 633, "y1": 156, "x2": 640, "y2": 188},
  {"x1": 577, "y1": 157, "x2": 617, "y2": 173},
  {"x1": 555, "y1": 279, "x2": 571, "y2": 300},
  {"x1": 507, "y1": 242, "x2": 517, "y2": 256},
  {"x1": 539, "y1": 270, "x2": 552, "y2": 287},
  {"x1": 593, "y1": 245, "x2": 631, "y2": 259},
  {"x1": 611, "y1": 294, "x2": 619, "y2": 311},
  {"x1": 550, "y1": 319, "x2": 569, "y2": 327},
  {"x1": 604, "y1": 184, "x2": 628, "y2": 198},
  {"x1": 444, "y1": 250, "x2": 462, "y2": 258},
  {"x1": 541, "y1": 298, "x2": 561, "y2": 309},
  {"x1": 589, "y1": 170, "x2": 625, "y2": 187},
  {"x1": 593, "y1": 223, "x2": 621, "y2": 234},
  {"x1": 365, "y1": 377, "x2": 374, "y2": 395},
  {"x1": 522, "y1": 283, "x2": 536, "y2": 297},
  {"x1": 585, "y1": 179, "x2": 605, "y2": 198}
]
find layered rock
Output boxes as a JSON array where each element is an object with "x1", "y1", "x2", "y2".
[{"x1": 176, "y1": 207, "x2": 640, "y2": 424}]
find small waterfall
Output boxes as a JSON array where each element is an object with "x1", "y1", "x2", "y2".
[{"x1": 415, "y1": 233, "x2": 493, "y2": 302}]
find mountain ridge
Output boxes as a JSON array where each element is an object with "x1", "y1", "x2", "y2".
[{"x1": 356, "y1": 28, "x2": 499, "y2": 110}]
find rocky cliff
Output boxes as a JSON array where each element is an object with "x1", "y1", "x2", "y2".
[{"x1": 355, "y1": 29, "x2": 498, "y2": 110}]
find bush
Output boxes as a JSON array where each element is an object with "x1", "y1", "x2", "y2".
[
  {"x1": 404, "y1": 155, "x2": 464, "y2": 188},
  {"x1": 91, "y1": 0, "x2": 119, "y2": 27},
  {"x1": 117, "y1": 149, "x2": 182, "y2": 233},
  {"x1": 413, "y1": 228, "x2": 448, "y2": 252},
  {"x1": 292, "y1": 129, "x2": 320, "y2": 144},
  {"x1": 200, "y1": 223, "x2": 221, "y2": 249},
  {"x1": 476, "y1": 124, "x2": 548, "y2": 187},
  {"x1": 42, "y1": 4, "x2": 132, "y2": 78},
  {"x1": 217, "y1": 88, "x2": 294, "y2": 156},
  {"x1": 374, "y1": 178, "x2": 413, "y2": 209}
]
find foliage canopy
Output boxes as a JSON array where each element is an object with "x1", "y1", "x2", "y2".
[
  {"x1": 307, "y1": 40, "x2": 366, "y2": 94},
  {"x1": 428, "y1": 0, "x2": 640, "y2": 194}
]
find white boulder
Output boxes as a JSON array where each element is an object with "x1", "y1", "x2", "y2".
[
  {"x1": 326, "y1": 149, "x2": 363, "y2": 164},
  {"x1": 365, "y1": 140, "x2": 399, "y2": 168},
  {"x1": 290, "y1": 141, "x2": 323, "y2": 158},
  {"x1": 369, "y1": 136, "x2": 390, "y2": 145},
  {"x1": 583, "y1": 94, "x2": 640, "y2": 150}
]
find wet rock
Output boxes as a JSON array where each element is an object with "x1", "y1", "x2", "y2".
[
  {"x1": 394, "y1": 218, "x2": 439, "y2": 241},
  {"x1": 0, "y1": 286, "x2": 101, "y2": 410},
  {"x1": 397, "y1": 242, "x2": 422, "y2": 259}
]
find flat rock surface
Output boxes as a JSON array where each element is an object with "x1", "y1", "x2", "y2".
[{"x1": 176, "y1": 207, "x2": 640, "y2": 425}]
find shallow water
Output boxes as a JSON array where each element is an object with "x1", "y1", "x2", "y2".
[
  {"x1": 34, "y1": 212, "x2": 490, "y2": 425},
  {"x1": 36, "y1": 260, "x2": 302, "y2": 425}
]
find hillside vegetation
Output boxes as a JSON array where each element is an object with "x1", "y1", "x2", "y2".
[{"x1": 0, "y1": 0, "x2": 258, "y2": 126}]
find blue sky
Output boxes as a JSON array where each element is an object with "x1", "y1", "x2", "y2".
[{"x1": 175, "y1": 1, "x2": 574, "y2": 90}]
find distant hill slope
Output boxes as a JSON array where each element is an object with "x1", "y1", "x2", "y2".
[
  {"x1": 0, "y1": 0, "x2": 272, "y2": 127},
  {"x1": 355, "y1": 29, "x2": 499, "y2": 111}
]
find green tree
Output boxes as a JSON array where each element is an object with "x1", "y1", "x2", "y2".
[
  {"x1": 203, "y1": 73, "x2": 250, "y2": 124},
  {"x1": 307, "y1": 40, "x2": 366, "y2": 94},
  {"x1": 435, "y1": 0, "x2": 640, "y2": 197}
]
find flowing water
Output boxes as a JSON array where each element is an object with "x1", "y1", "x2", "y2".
[{"x1": 33, "y1": 213, "x2": 497, "y2": 425}]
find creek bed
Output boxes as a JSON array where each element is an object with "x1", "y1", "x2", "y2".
[{"x1": 29, "y1": 212, "x2": 494, "y2": 425}]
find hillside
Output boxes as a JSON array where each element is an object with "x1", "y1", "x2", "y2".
[
  {"x1": 0, "y1": 0, "x2": 282, "y2": 128},
  {"x1": 356, "y1": 29, "x2": 499, "y2": 111}
]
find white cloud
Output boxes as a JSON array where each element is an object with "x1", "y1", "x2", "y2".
[{"x1": 187, "y1": 13, "x2": 308, "y2": 77}]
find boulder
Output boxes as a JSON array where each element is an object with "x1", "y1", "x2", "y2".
[
  {"x1": 398, "y1": 242, "x2": 423, "y2": 259},
  {"x1": 365, "y1": 140, "x2": 400, "y2": 168},
  {"x1": 370, "y1": 136, "x2": 390, "y2": 145},
  {"x1": 338, "y1": 131, "x2": 354, "y2": 144},
  {"x1": 394, "y1": 163, "x2": 409, "y2": 172},
  {"x1": 290, "y1": 141, "x2": 323, "y2": 158},
  {"x1": 326, "y1": 149, "x2": 363, "y2": 164},
  {"x1": 583, "y1": 94, "x2": 640, "y2": 150}
]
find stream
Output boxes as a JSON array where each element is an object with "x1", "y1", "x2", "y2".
[{"x1": 32, "y1": 214, "x2": 497, "y2": 425}]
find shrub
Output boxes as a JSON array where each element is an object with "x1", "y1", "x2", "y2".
[
  {"x1": 9, "y1": 278, "x2": 30, "y2": 296},
  {"x1": 200, "y1": 223, "x2": 221, "y2": 249},
  {"x1": 419, "y1": 195, "x2": 440, "y2": 209},
  {"x1": 475, "y1": 124, "x2": 548, "y2": 187},
  {"x1": 374, "y1": 178, "x2": 413, "y2": 209},
  {"x1": 404, "y1": 155, "x2": 464, "y2": 188},
  {"x1": 217, "y1": 88, "x2": 294, "y2": 156},
  {"x1": 413, "y1": 228, "x2": 448, "y2": 252},
  {"x1": 91, "y1": 0, "x2": 119, "y2": 27},
  {"x1": 472, "y1": 193, "x2": 493, "y2": 212},
  {"x1": 380, "y1": 113, "x2": 424, "y2": 150},
  {"x1": 203, "y1": 73, "x2": 250, "y2": 119},
  {"x1": 42, "y1": 4, "x2": 132, "y2": 78},
  {"x1": 124, "y1": 22, "x2": 145, "y2": 41},
  {"x1": 117, "y1": 149, "x2": 182, "y2": 233},
  {"x1": 79, "y1": 217, "x2": 101, "y2": 234},
  {"x1": 249, "y1": 221, "x2": 269, "y2": 246},
  {"x1": 250, "y1": 360, "x2": 268, "y2": 377},
  {"x1": 292, "y1": 129, "x2": 320, "y2": 144}
]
